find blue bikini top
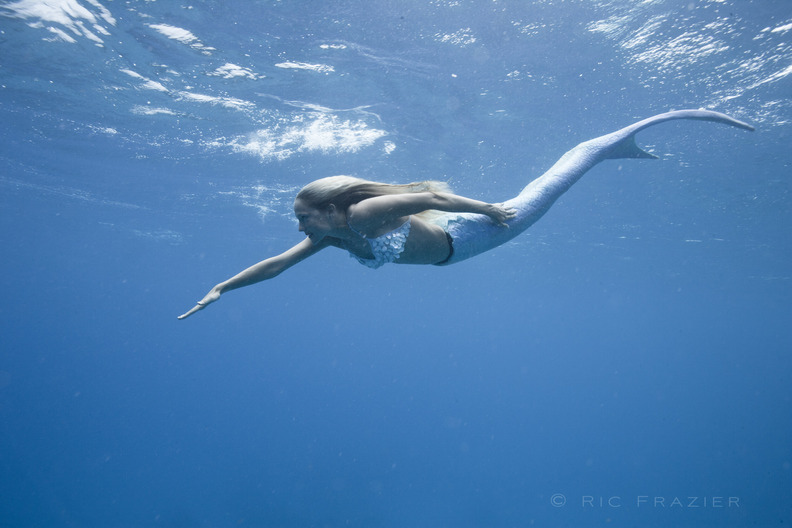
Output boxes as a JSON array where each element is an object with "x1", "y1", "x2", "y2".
[{"x1": 346, "y1": 218, "x2": 411, "y2": 269}]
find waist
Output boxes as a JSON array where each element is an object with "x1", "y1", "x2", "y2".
[{"x1": 433, "y1": 230, "x2": 454, "y2": 266}]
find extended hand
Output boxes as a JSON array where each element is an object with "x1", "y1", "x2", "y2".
[
  {"x1": 178, "y1": 286, "x2": 222, "y2": 320},
  {"x1": 488, "y1": 203, "x2": 517, "y2": 227}
]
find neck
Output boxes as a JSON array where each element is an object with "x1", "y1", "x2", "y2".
[{"x1": 326, "y1": 209, "x2": 357, "y2": 240}]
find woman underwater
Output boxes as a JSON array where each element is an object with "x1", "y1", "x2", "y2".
[{"x1": 178, "y1": 109, "x2": 753, "y2": 320}]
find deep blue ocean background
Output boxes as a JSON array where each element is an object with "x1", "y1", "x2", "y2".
[{"x1": 1, "y1": 1, "x2": 790, "y2": 527}]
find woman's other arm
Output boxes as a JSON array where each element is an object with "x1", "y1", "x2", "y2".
[
  {"x1": 178, "y1": 237, "x2": 328, "y2": 319},
  {"x1": 348, "y1": 192, "x2": 516, "y2": 232}
]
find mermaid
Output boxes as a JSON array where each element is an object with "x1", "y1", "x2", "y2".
[{"x1": 178, "y1": 109, "x2": 753, "y2": 320}]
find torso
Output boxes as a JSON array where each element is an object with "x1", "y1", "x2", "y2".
[{"x1": 328, "y1": 215, "x2": 451, "y2": 265}]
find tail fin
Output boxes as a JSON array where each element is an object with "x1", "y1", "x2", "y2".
[
  {"x1": 605, "y1": 109, "x2": 754, "y2": 161},
  {"x1": 606, "y1": 136, "x2": 659, "y2": 160}
]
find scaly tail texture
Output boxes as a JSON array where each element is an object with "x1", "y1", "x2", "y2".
[{"x1": 436, "y1": 109, "x2": 754, "y2": 265}]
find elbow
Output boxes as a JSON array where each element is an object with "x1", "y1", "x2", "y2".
[{"x1": 430, "y1": 192, "x2": 453, "y2": 211}]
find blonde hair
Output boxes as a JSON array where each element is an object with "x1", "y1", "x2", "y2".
[{"x1": 296, "y1": 176, "x2": 452, "y2": 215}]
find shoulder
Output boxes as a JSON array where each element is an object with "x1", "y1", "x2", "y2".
[{"x1": 347, "y1": 194, "x2": 432, "y2": 235}]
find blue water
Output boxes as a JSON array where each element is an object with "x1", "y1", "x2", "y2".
[{"x1": 1, "y1": 1, "x2": 790, "y2": 527}]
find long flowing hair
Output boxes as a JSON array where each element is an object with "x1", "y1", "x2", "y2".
[{"x1": 295, "y1": 176, "x2": 452, "y2": 217}]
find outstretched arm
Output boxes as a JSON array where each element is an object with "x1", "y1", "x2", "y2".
[
  {"x1": 348, "y1": 192, "x2": 516, "y2": 233},
  {"x1": 178, "y1": 237, "x2": 328, "y2": 320}
]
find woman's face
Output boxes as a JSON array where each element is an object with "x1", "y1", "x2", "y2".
[{"x1": 294, "y1": 198, "x2": 333, "y2": 243}]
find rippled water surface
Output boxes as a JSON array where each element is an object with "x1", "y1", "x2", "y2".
[{"x1": 1, "y1": 1, "x2": 790, "y2": 526}]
